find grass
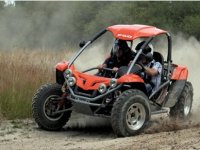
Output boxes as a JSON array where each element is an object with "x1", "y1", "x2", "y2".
[{"x1": 0, "y1": 49, "x2": 72, "y2": 119}]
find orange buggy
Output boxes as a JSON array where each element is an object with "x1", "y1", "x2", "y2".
[{"x1": 32, "y1": 24, "x2": 193, "y2": 137}]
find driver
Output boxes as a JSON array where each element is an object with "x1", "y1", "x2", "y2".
[{"x1": 97, "y1": 39, "x2": 135, "y2": 74}]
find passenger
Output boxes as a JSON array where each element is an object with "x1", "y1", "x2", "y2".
[{"x1": 136, "y1": 41, "x2": 162, "y2": 95}]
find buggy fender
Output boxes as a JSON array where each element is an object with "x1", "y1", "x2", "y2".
[
  {"x1": 163, "y1": 80, "x2": 186, "y2": 107},
  {"x1": 171, "y1": 65, "x2": 188, "y2": 80},
  {"x1": 117, "y1": 74, "x2": 144, "y2": 83},
  {"x1": 118, "y1": 74, "x2": 147, "y2": 95},
  {"x1": 56, "y1": 61, "x2": 70, "y2": 72}
]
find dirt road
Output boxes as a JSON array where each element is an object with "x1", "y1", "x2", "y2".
[{"x1": 1, "y1": 113, "x2": 200, "y2": 150}]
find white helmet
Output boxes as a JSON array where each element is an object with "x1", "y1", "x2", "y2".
[{"x1": 135, "y1": 41, "x2": 154, "y2": 62}]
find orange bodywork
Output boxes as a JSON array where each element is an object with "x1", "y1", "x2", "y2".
[
  {"x1": 117, "y1": 74, "x2": 144, "y2": 83},
  {"x1": 56, "y1": 61, "x2": 75, "y2": 72},
  {"x1": 107, "y1": 24, "x2": 167, "y2": 41},
  {"x1": 73, "y1": 72, "x2": 144, "y2": 90},
  {"x1": 56, "y1": 61, "x2": 144, "y2": 90},
  {"x1": 171, "y1": 65, "x2": 188, "y2": 80},
  {"x1": 73, "y1": 72, "x2": 110, "y2": 90},
  {"x1": 56, "y1": 61, "x2": 69, "y2": 71}
]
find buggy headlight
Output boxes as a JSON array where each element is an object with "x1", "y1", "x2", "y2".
[
  {"x1": 110, "y1": 78, "x2": 117, "y2": 88},
  {"x1": 64, "y1": 69, "x2": 72, "y2": 79},
  {"x1": 67, "y1": 77, "x2": 76, "y2": 86},
  {"x1": 98, "y1": 83, "x2": 107, "y2": 94}
]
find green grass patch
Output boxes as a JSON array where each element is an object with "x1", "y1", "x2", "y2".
[
  {"x1": 0, "y1": 89, "x2": 32, "y2": 119},
  {"x1": 0, "y1": 50, "x2": 67, "y2": 120}
]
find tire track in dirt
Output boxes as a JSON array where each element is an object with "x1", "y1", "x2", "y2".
[{"x1": 1, "y1": 113, "x2": 200, "y2": 150}]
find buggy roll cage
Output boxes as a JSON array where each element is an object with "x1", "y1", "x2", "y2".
[
  {"x1": 66, "y1": 25, "x2": 172, "y2": 104},
  {"x1": 68, "y1": 28, "x2": 172, "y2": 78}
]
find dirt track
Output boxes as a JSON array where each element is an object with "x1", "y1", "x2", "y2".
[{"x1": 1, "y1": 113, "x2": 200, "y2": 150}]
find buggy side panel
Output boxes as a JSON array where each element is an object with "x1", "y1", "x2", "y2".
[
  {"x1": 171, "y1": 65, "x2": 188, "y2": 80},
  {"x1": 165, "y1": 65, "x2": 188, "y2": 107},
  {"x1": 164, "y1": 80, "x2": 186, "y2": 107}
]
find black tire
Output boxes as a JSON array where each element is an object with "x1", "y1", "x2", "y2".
[
  {"x1": 170, "y1": 81, "x2": 193, "y2": 120},
  {"x1": 111, "y1": 89, "x2": 151, "y2": 137},
  {"x1": 32, "y1": 83, "x2": 71, "y2": 131}
]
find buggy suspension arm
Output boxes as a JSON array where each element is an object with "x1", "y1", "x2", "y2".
[
  {"x1": 67, "y1": 84, "x2": 122, "y2": 102},
  {"x1": 52, "y1": 108, "x2": 72, "y2": 115}
]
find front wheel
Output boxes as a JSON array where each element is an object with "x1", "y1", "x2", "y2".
[
  {"x1": 170, "y1": 81, "x2": 193, "y2": 120},
  {"x1": 111, "y1": 89, "x2": 151, "y2": 137},
  {"x1": 32, "y1": 83, "x2": 71, "y2": 131}
]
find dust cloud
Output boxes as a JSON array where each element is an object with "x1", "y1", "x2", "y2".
[
  {"x1": 0, "y1": 2, "x2": 86, "y2": 50},
  {"x1": 172, "y1": 33, "x2": 200, "y2": 114},
  {"x1": 75, "y1": 43, "x2": 108, "y2": 72},
  {"x1": 4, "y1": 0, "x2": 15, "y2": 7}
]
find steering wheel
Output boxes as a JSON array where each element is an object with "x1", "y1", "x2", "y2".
[
  {"x1": 101, "y1": 67, "x2": 114, "y2": 72},
  {"x1": 102, "y1": 67, "x2": 118, "y2": 78}
]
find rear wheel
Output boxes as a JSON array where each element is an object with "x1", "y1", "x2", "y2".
[
  {"x1": 32, "y1": 83, "x2": 71, "y2": 131},
  {"x1": 170, "y1": 81, "x2": 193, "y2": 120},
  {"x1": 111, "y1": 89, "x2": 151, "y2": 137}
]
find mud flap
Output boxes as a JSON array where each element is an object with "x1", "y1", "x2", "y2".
[{"x1": 163, "y1": 80, "x2": 186, "y2": 108}]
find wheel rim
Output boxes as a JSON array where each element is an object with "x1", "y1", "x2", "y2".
[
  {"x1": 43, "y1": 95, "x2": 64, "y2": 121},
  {"x1": 184, "y1": 93, "x2": 192, "y2": 116},
  {"x1": 126, "y1": 103, "x2": 146, "y2": 131}
]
